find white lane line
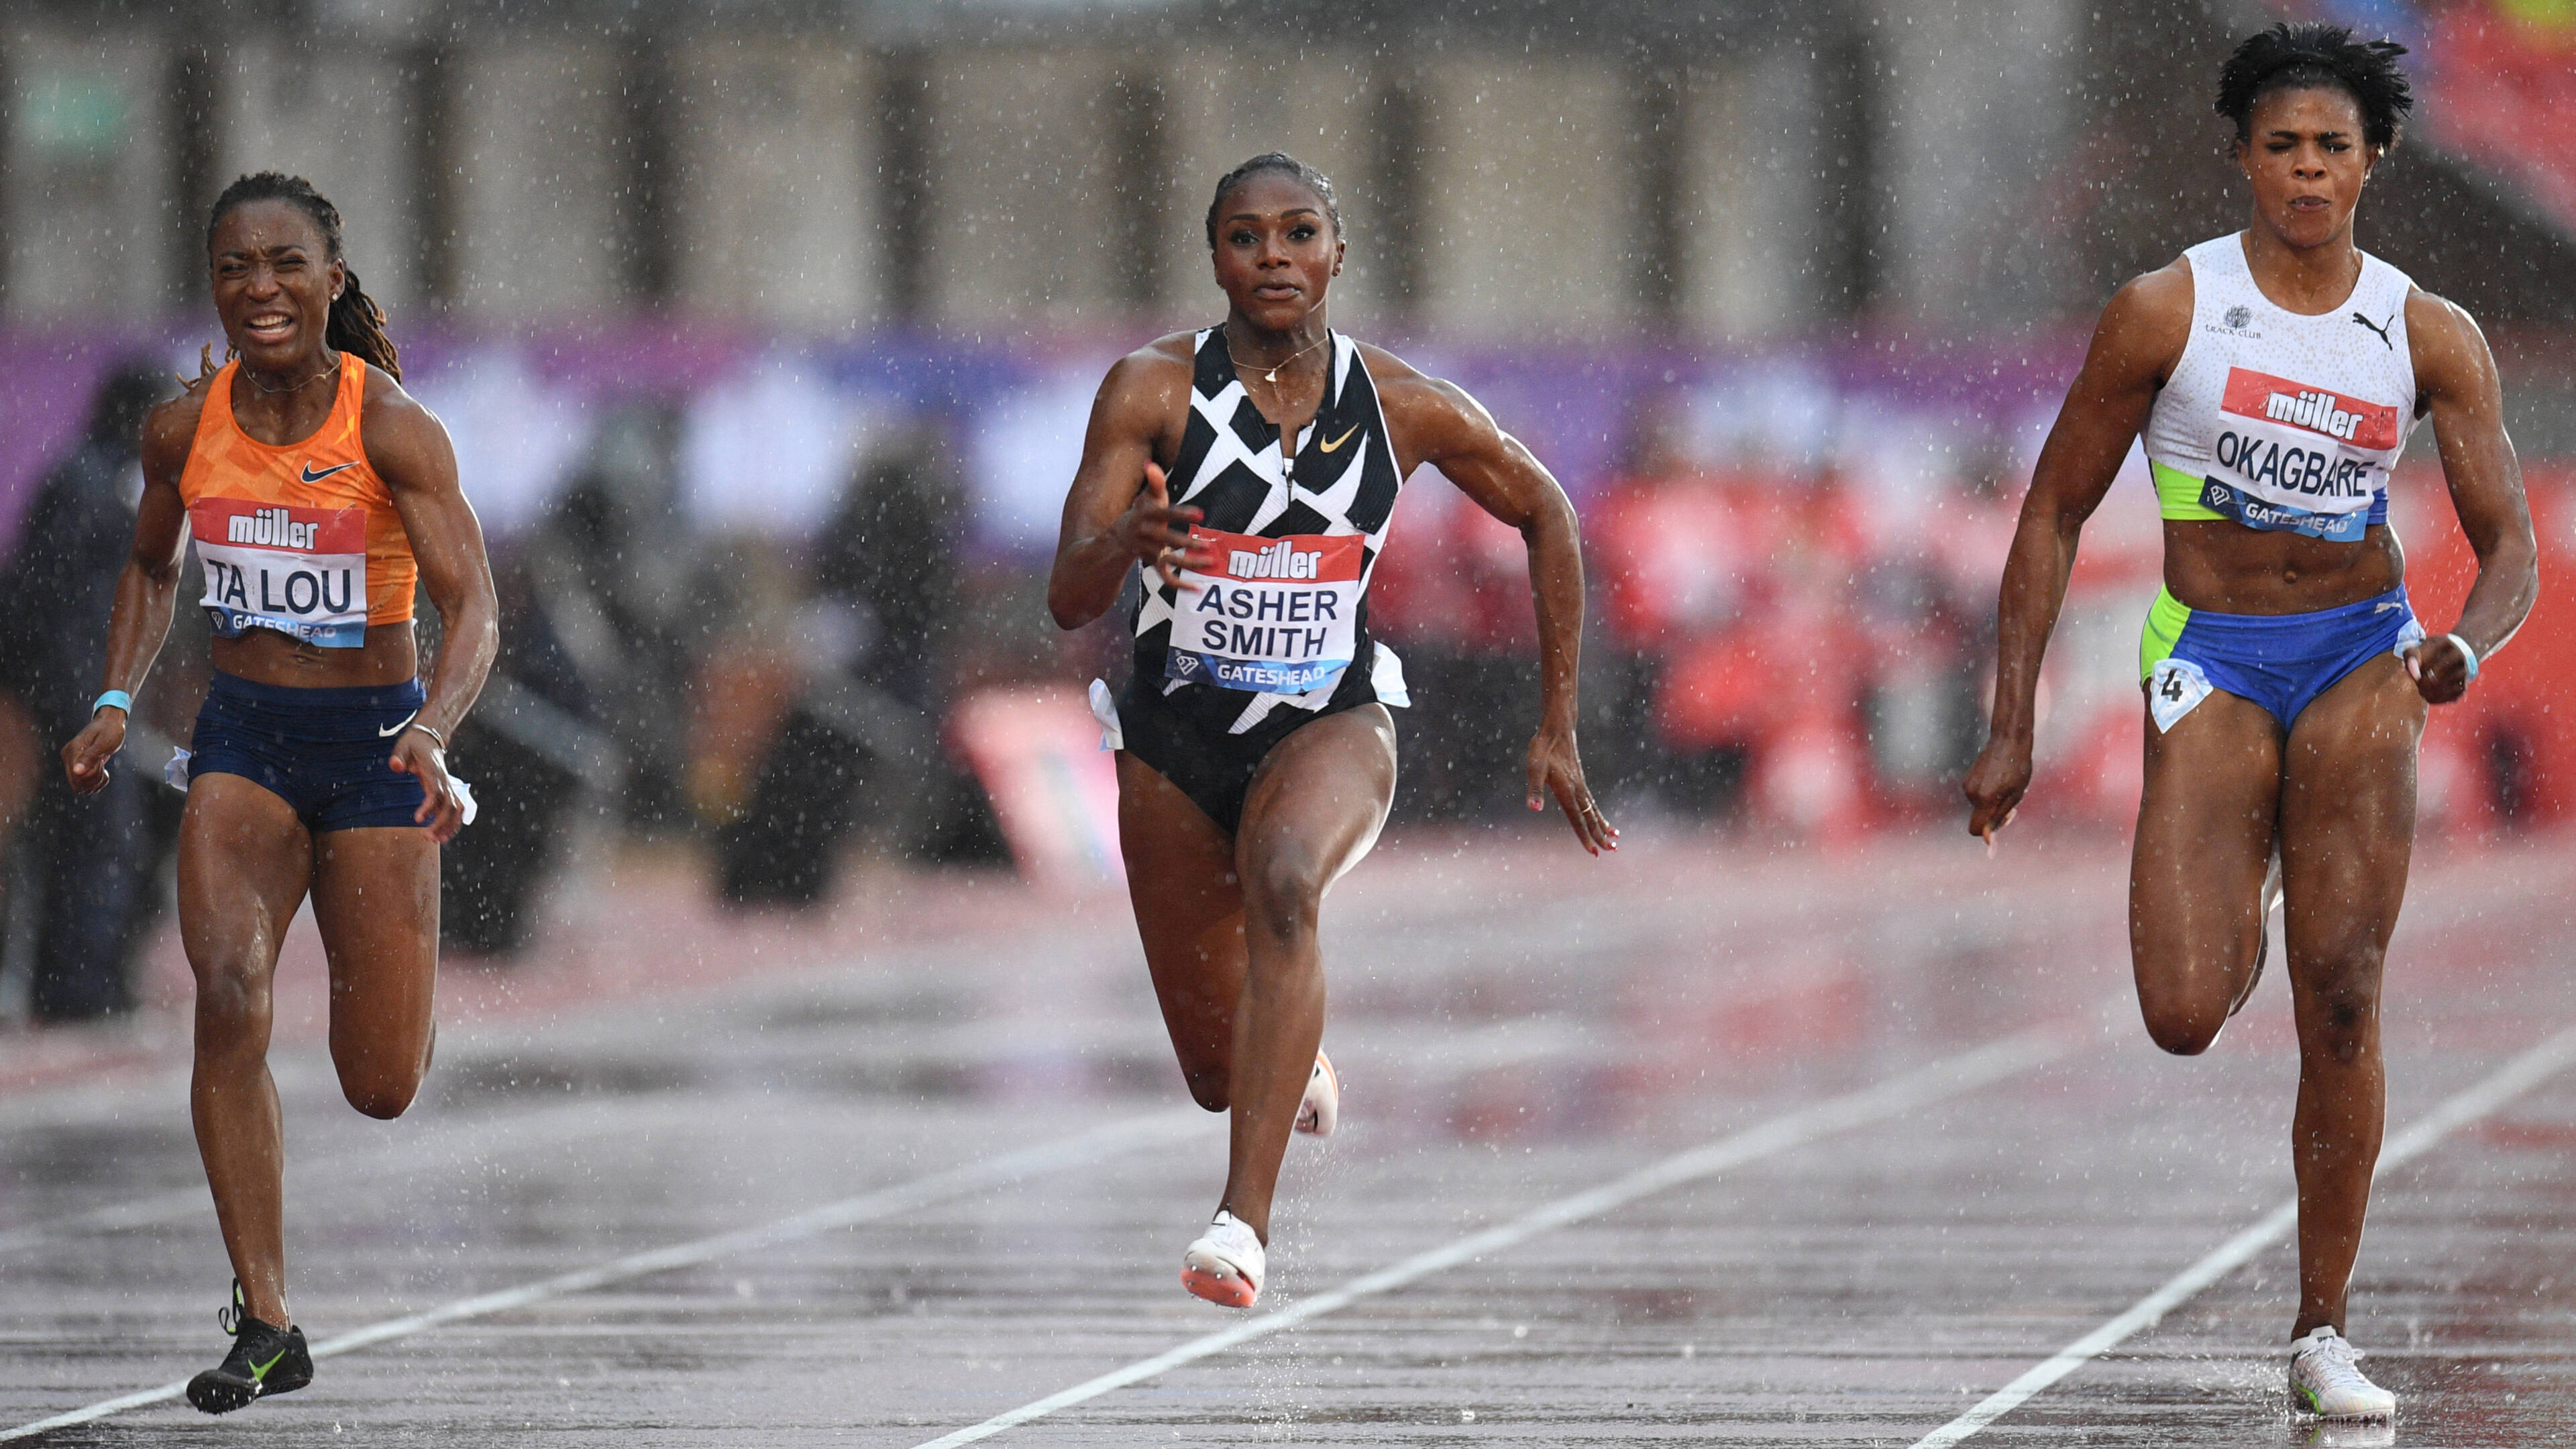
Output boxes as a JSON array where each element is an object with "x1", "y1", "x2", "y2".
[
  {"x1": 0, "y1": 1093, "x2": 722, "y2": 1258},
  {"x1": 1909, "y1": 1020, "x2": 2576, "y2": 1449},
  {"x1": 908, "y1": 1019, "x2": 2084, "y2": 1449},
  {"x1": 0, "y1": 1108, "x2": 1208, "y2": 1444}
]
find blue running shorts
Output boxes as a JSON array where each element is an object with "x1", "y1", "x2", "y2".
[{"x1": 2138, "y1": 584, "x2": 2426, "y2": 733}]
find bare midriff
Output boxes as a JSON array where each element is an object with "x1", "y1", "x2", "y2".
[
  {"x1": 2161, "y1": 519, "x2": 2404, "y2": 615},
  {"x1": 212, "y1": 623, "x2": 419, "y2": 689}
]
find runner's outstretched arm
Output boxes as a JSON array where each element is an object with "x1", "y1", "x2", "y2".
[
  {"x1": 370, "y1": 372, "x2": 497, "y2": 843},
  {"x1": 62, "y1": 391, "x2": 203, "y2": 793},
  {"x1": 1375, "y1": 361, "x2": 1613, "y2": 855},
  {"x1": 2400, "y1": 291, "x2": 2536, "y2": 704},
  {"x1": 1966, "y1": 266, "x2": 2188, "y2": 839},
  {"x1": 1051, "y1": 343, "x2": 1212, "y2": 627}
]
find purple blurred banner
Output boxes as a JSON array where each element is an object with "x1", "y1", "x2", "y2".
[{"x1": 0, "y1": 321, "x2": 2095, "y2": 559}]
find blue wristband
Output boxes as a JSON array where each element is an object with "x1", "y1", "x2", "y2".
[
  {"x1": 2447, "y1": 633, "x2": 2481, "y2": 684},
  {"x1": 93, "y1": 690, "x2": 132, "y2": 716}
]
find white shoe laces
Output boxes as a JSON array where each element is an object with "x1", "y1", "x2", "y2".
[{"x1": 2298, "y1": 1330, "x2": 2387, "y2": 1405}]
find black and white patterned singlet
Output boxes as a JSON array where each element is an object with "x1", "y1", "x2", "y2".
[{"x1": 1126, "y1": 327, "x2": 1410, "y2": 737}]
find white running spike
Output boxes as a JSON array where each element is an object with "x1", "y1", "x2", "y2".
[
  {"x1": 2290, "y1": 1326, "x2": 2396, "y2": 1421},
  {"x1": 1295, "y1": 1052, "x2": 1338, "y2": 1137},
  {"x1": 1180, "y1": 1211, "x2": 1264, "y2": 1309}
]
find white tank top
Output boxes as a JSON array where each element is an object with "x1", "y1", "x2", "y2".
[{"x1": 2141, "y1": 233, "x2": 2418, "y2": 543}]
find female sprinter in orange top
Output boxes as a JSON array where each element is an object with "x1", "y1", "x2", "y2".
[
  {"x1": 1051, "y1": 154, "x2": 1614, "y2": 1309},
  {"x1": 60, "y1": 172, "x2": 497, "y2": 1413},
  {"x1": 1965, "y1": 25, "x2": 2536, "y2": 1421}
]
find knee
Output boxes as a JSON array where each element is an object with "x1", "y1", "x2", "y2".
[
  {"x1": 335, "y1": 1036, "x2": 425, "y2": 1119},
  {"x1": 1244, "y1": 851, "x2": 1327, "y2": 945},
  {"x1": 2141, "y1": 1000, "x2": 2227, "y2": 1057},
  {"x1": 339, "y1": 1059, "x2": 425, "y2": 1120},
  {"x1": 1182, "y1": 1067, "x2": 1230, "y2": 1114},
  {"x1": 189, "y1": 956, "x2": 270, "y2": 1033},
  {"x1": 2297, "y1": 953, "x2": 2383, "y2": 1063}
]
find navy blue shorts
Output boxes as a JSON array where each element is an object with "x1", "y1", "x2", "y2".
[{"x1": 187, "y1": 672, "x2": 430, "y2": 832}]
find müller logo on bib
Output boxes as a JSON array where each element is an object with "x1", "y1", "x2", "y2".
[
  {"x1": 1167, "y1": 525, "x2": 1366, "y2": 696},
  {"x1": 2220, "y1": 367, "x2": 2400, "y2": 450},
  {"x1": 188, "y1": 496, "x2": 370, "y2": 648},
  {"x1": 1226, "y1": 537, "x2": 1328, "y2": 580}
]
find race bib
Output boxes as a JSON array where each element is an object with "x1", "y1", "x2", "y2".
[
  {"x1": 191, "y1": 498, "x2": 368, "y2": 648},
  {"x1": 2200, "y1": 367, "x2": 2402, "y2": 542},
  {"x1": 2147, "y1": 657, "x2": 2214, "y2": 733},
  {"x1": 1165, "y1": 527, "x2": 1363, "y2": 695}
]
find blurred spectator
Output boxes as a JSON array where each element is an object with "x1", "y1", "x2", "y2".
[
  {"x1": 712, "y1": 428, "x2": 997, "y2": 904},
  {"x1": 1590, "y1": 394, "x2": 1792, "y2": 819},
  {"x1": 812, "y1": 427, "x2": 959, "y2": 711},
  {"x1": 1858, "y1": 436, "x2": 2019, "y2": 806},
  {"x1": 1368, "y1": 478, "x2": 1540, "y2": 823},
  {"x1": 517, "y1": 402, "x2": 706, "y2": 830},
  {"x1": 435, "y1": 550, "x2": 625, "y2": 957},
  {"x1": 0, "y1": 360, "x2": 173, "y2": 1020}
]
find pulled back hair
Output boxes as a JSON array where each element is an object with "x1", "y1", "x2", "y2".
[
  {"x1": 1204, "y1": 153, "x2": 1342, "y2": 250},
  {"x1": 205, "y1": 172, "x2": 402, "y2": 382},
  {"x1": 2217, "y1": 21, "x2": 2412, "y2": 151}
]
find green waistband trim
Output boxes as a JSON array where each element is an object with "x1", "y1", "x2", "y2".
[
  {"x1": 2140, "y1": 586, "x2": 2192, "y2": 680},
  {"x1": 2151, "y1": 460, "x2": 2227, "y2": 521}
]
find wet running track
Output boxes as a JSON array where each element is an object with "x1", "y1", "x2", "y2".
[{"x1": 3, "y1": 827, "x2": 2575, "y2": 1446}]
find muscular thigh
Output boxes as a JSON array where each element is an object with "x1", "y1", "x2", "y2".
[
  {"x1": 177, "y1": 774, "x2": 313, "y2": 982},
  {"x1": 1236, "y1": 705, "x2": 1398, "y2": 898},
  {"x1": 2132, "y1": 687, "x2": 2281, "y2": 1008},
  {"x1": 1118, "y1": 750, "x2": 1248, "y2": 1072},
  {"x1": 309, "y1": 827, "x2": 439, "y2": 1053},
  {"x1": 2279, "y1": 654, "x2": 2423, "y2": 971}
]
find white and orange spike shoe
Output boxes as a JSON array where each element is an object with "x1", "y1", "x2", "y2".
[
  {"x1": 1181, "y1": 1211, "x2": 1265, "y2": 1308},
  {"x1": 1295, "y1": 1051, "x2": 1338, "y2": 1137}
]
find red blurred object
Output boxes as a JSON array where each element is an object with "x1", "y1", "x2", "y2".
[
  {"x1": 947, "y1": 686, "x2": 1123, "y2": 888},
  {"x1": 1591, "y1": 470, "x2": 1782, "y2": 651},
  {"x1": 1365, "y1": 479, "x2": 1538, "y2": 652},
  {"x1": 2421, "y1": 5, "x2": 2576, "y2": 234},
  {"x1": 2391, "y1": 463, "x2": 2576, "y2": 828}
]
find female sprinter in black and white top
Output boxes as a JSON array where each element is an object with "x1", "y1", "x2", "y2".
[
  {"x1": 1966, "y1": 25, "x2": 2536, "y2": 1421},
  {"x1": 1051, "y1": 154, "x2": 1614, "y2": 1308}
]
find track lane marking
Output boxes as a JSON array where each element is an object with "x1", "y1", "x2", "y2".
[
  {"x1": 0, "y1": 1092, "x2": 729, "y2": 1257},
  {"x1": 908, "y1": 1016, "x2": 2090, "y2": 1448},
  {"x1": 1908, "y1": 1020, "x2": 2576, "y2": 1448},
  {"x1": 0, "y1": 1108, "x2": 1209, "y2": 1442}
]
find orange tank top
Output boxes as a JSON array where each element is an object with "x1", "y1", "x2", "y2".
[{"x1": 180, "y1": 353, "x2": 416, "y2": 647}]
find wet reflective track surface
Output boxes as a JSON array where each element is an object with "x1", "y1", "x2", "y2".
[{"x1": 5, "y1": 830, "x2": 2575, "y2": 1446}]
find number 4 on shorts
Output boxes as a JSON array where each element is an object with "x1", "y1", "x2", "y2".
[{"x1": 2147, "y1": 657, "x2": 2214, "y2": 734}]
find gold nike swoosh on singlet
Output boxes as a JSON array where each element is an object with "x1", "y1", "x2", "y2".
[{"x1": 1317, "y1": 425, "x2": 1360, "y2": 452}]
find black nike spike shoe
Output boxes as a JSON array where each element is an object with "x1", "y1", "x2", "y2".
[{"x1": 186, "y1": 1279, "x2": 312, "y2": 1415}]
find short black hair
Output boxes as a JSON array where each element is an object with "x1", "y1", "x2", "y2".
[
  {"x1": 1204, "y1": 153, "x2": 1342, "y2": 250},
  {"x1": 2217, "y1": 21, "x2": 2412, "y2": 150}
]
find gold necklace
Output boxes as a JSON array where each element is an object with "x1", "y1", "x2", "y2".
[
  {"x1": 1228, "y1": 328, "x2": 1329, "y2": 386},
  {"x1": 241, "y1": 353, "x2": 337, "y2": 395}
]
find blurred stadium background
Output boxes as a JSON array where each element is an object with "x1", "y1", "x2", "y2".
[{"x1": 2, "y1": 0, "x2": 2573, "y2": 1026}]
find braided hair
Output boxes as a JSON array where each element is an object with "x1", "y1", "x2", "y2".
[
  {"x1": 205, "y1": 172, "x2": 402, "y2": 382},
  {"x1": 1204, "y1": 153, "x2": 1342, "y2": 250},
  {"x1": 2217, "y1": 22, "x2": 2413, "y2": 150}
]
